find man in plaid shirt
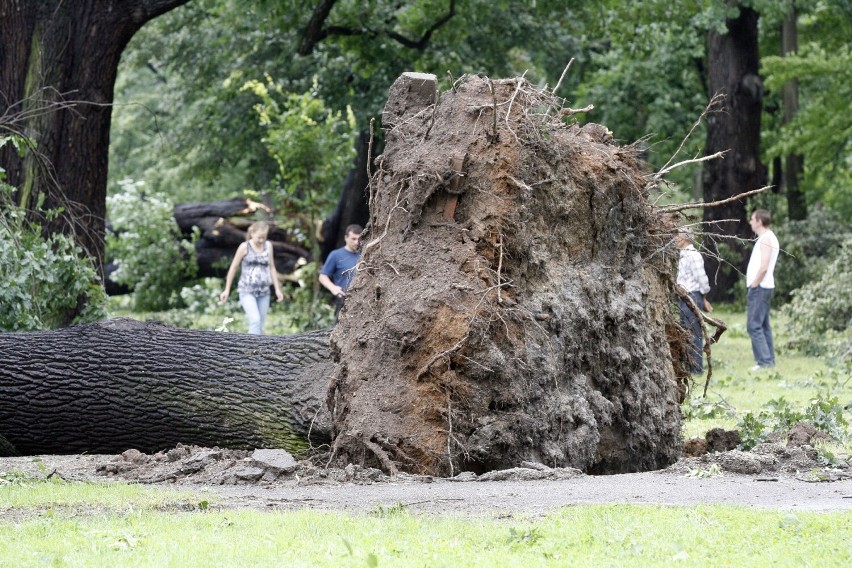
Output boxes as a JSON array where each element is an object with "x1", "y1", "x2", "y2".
[{"x1": 677, "y1": 230, "x2": 713, "y2": 374}]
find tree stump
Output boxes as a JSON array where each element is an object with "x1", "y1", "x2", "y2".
[{"x1": 328, "y1": 73, "x2": 683, "y2": 475}]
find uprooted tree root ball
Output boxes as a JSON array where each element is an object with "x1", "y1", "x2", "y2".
[{"x1": 327, "y1": 73, "x2": 689, "y2": 476}]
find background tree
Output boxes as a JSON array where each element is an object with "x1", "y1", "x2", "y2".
[
  {"x1": 702, "y1": 2, "x2": 766, "y2": 301},
  {"x1": 0, "y1": 0, "x2": 191, "y2": 281}
]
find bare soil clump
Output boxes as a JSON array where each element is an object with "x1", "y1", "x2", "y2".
[
  {"x1": 4, "y1": 427, "x2": 847, "y2": 489},
  {"x1": 328, "y1": 73, "x2": 687, "y2": 477}
]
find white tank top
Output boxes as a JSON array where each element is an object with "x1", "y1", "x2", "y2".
[{"x1": 746, "y1": 230, "x2": 780, "y2": 288}]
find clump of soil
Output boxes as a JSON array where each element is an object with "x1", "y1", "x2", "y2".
[
  {"x1": 328, "y1": 73, "x2": 686, "y2": 476},
  {"x1": 674, "y1": 422, "x2": 851, "y2": 481}
]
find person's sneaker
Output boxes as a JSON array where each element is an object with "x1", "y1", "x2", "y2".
[{"x1": 750, "y1": 365, "x2": 764, "y2": 371}]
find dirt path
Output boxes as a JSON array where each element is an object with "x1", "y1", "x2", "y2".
[
  {"x1": 2, "y1": 451, "x2": 850, "y2": 515},
  {"x1": 208, "y1": 473, "x2": 852, "y2": 515}
]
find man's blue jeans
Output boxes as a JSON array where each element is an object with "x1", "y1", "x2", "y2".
[
  {"x1": 679, "y1": 291, "x2": 704, "y2": 374},
  {"x1": 239, "y1": 292, "x2": 270, "y2": 335},
  {"x1": 747, "y1": 286, "x2": 775, "y2": 367}
]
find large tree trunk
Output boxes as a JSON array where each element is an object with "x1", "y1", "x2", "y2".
[
  {"x1": 0, "y1": 0, "x2": 191, "y2": 320},
  {"x1": 702, "y1": 3, "x2": 767, "y2": 301},
  {"x1": 319, "y1": 131, "x2": 372, "y2": 261},
  {"x1": 327, "y1": 73, "x2": 685, "y2": 477},
  {"x1": 782, "y1": 6, "x2": 806, "y2": 221},
  {"x1": 0, "y1": 319, "x2": 332, "y2": 457}
]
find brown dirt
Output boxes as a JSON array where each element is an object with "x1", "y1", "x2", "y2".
[
  {"x1": 2, "y1": 440, "x2": 849, "y2": 514},
  {"x1": 328, "y1": 73, "x2": 687, "y2": 477}
]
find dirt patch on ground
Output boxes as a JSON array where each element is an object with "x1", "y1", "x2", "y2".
[
  {"x1": 2, "y1": 442, "x2": 850, "y2": 515},
  {"x1": 4, "y1": 419, "x2": 851, "y2": 513}
]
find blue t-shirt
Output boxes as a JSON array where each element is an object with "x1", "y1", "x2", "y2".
[{"x1": 320, "y1": 247, "x2": 360, "y2": 291}]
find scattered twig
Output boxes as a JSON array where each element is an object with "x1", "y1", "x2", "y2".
[
  {"x1": 559, "y1": 103, "x2": 594, "y2": 118},
  {"x1": 663, "y1": 93, "x2": 725, "y2": 173},
  {"x1": 367, "y1": 117, "x2": 376, "y2": 225},
  {"x1": 496, "y1": 233, "x2": 504, "y2": 303},
  {"x1": 447, "y1": 70, "x2": 457, "y2": 93},
  {"x1": 553, "y1": 58, "x2": 575, "y2": 95},
  {"x1": 660, "y1": 185, "x2": 771, "y2": 214},
  {"x1": 504, "y1": 74, "x2": 526, "y2": 143},
  {"x1": 446, "y1": 390, "x2": 454, "y2": 477},
  {"x1": 423, "y1": 88, "x2": 440, "y2": 140},
  {"x1": 487, "y1": 78, "x2": 498, "y2": 143},
  {"x1": 675, "y1": 284, "x2": 728, "y2": 397}
]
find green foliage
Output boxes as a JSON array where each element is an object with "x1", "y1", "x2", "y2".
[
  {"x1": 241, "y1": 77, "x2": 356, "y2": 234},
  {"x1": 781, "y1": 235, "x2": 852, "y2": 356},
  {"x1": 761, "y1": 1, "x2": 852, "y2": 217},
  {"x1": 682, "y1": 398, "x2": 736, "y2": 421},
  {"x1": 737, "y1": 395, "x2": 850, "y2": 449},
  {"x1": 106, "y1": 179, "x2": 197, "y2": 311},
  {"x1": 0, "y1": 183, "x2": 106, "y2": 331},
  {"x1": 773, "y1": 207, "x2": 849, "y2": 303},
  {"x1": 241, "y1": 77, "x2": 356, "y2": 326}
]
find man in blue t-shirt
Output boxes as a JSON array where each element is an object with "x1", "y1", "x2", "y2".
[{"x1": 319, "y1": 224, "x2": 362, "y2": 319}]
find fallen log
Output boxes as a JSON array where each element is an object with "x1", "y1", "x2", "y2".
[{"x1": 0, "y1": 319, "x2": 333, "y2": 457}]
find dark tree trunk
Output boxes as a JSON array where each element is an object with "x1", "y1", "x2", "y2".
[
  {"x1": 782, "y1": 6, "x2": 806, "y2": 221},
  {"x1": 0, "y1": 319, "x2": 332, "y2": 457},
  {"x1": 327, "y1": 73, "x2": 685, "y2": 477},
  {"x1": 0, "y1": 0, "x2": 191, "y2": 320},
  {"x1": 702, "y1": 3, "x2": 767, "y2": 301},
  {"x1": 319, "y1": 131, "x2": 372, "y2": 260}
]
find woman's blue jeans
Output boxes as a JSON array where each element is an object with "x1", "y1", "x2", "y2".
[
  {"x1": 747, "y1": 286, "x2": 775, "y2": 367},
  {"x1": 239, "y1": 292, "x2": 270, "y2": 335}
]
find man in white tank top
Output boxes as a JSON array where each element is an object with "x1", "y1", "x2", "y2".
[{"x1": 746, "y1": 209, "x2": 780, "y2": 369}]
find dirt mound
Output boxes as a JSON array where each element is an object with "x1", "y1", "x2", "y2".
[
  {"x1": 329, "y1": 73, "x2": 685, "y2": 477},
  {"x1": 675, "y1": 422, "x2": 851, "y2": 482},
  {"x1": 87, "y1": 444, "x2": 585, "y2": 486}
]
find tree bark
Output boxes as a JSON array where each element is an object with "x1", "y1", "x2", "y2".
[
  {"x1": 782, "y1": 6, "x2": 806, "y2": 221},
  {"x1": 319, "y1": 131, "x2": 372, "y2": 261},
  {"x1": 0, "y1": 319, "x2": 333, "y2": 457},
  {"x1": 702, "y1": 3, "x2": 767, "y2": 301},
  {"x1": 0, "y1": 0, "x2": 191, "y2": 317}
]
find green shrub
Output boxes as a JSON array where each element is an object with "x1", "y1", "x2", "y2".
[
  {"x1": 781, "y1": 235, "x2": 852, "y2": 357},
  {"x1": 737, "y1": 395, "x2": 849, "y2": 450},
  {"x1": 0, "y1": 187, "x2": 106, "y2": 331},
  {"x1": 773, "y1": 208, "x2": 848, "y2": 304},
  {"x1": 107, "y1": 179, "x2": 197, "y2": 311}
]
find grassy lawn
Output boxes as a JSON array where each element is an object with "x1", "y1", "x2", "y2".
[
  {"x1": 1, "y1": 479, "x2": 850, "y2": 567},
  {"x1": 681, "y1": 306, "x2": 851, "y2": 451}
]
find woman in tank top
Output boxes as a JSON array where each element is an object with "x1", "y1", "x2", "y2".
[{"x1": 219, "y1": 221, "x2": 284, "y2": 334}]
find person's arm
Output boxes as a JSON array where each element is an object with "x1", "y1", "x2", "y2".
[
  {"x1": 750, "y1": 239, "x2": 773, "y2": 289},
  {"x1": 219, "y1": 243, "x2": 247, "y2": 302},
  {"x1": 267, "y1": 242, "x2": 284, "y2": 302},
  {"x1": 319, "y1": 273, "x2": 345, "y2": 298}
]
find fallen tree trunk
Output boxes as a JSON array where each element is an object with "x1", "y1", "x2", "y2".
[
  {"x1": 328, "y1": 73, "x2": 686, "y2": 476},
  {"x1": 0, "y1": 319, "x2": 333, "y2": 457}
]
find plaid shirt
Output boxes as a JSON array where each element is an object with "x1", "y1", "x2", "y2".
[{"x1": 677, "y1": 245, "x2": 710, "y2": 295}]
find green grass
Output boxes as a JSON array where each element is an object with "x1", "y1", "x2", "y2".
[
  {"x1": 1, "y1": 497, "x2": 850, "y2": 567},
  {"x1": 0, "y1": 475, "x2": 202, "y2": 511},
  {"x1": 681, "y1": 305, "x2": 852, "y2": 447}
]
